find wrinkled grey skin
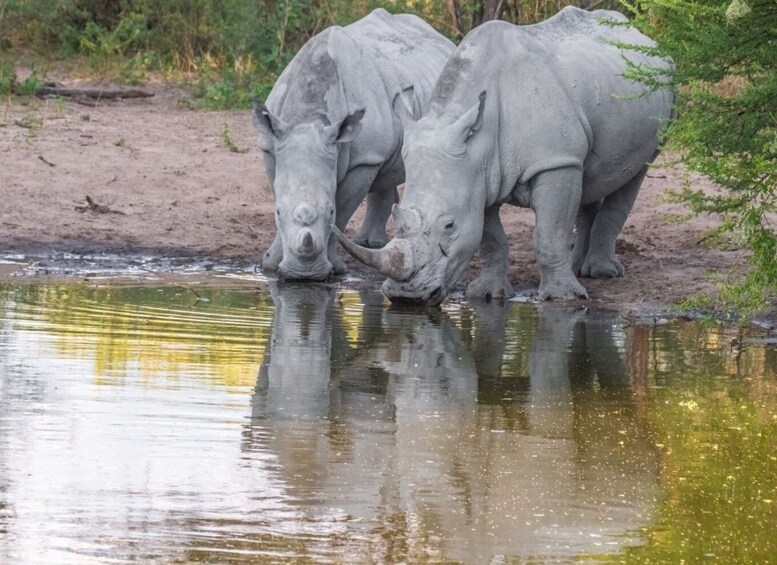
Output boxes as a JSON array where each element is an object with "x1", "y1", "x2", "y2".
[
  {"x1": 337, "y1": 7, "x2": 674, "y2": 303},
  {"x1": 253, "y1": 8, "x2": 454, "y2": 280}
]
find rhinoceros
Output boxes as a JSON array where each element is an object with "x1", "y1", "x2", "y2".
[
  {"x1": 253, "y1": 9, "x2": 455, "y2": 280},
  {"x1": 336, "y1": 7, "x2": 674, "y2": 303}
]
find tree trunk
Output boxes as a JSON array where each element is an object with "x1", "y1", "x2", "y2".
[{"x1": 447, "y1": 0, "x2": 508, "y2": 37}]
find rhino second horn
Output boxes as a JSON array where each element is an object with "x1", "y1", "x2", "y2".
[{"x1": 332, "y1": 226, "x2": 414, "y2": 282}]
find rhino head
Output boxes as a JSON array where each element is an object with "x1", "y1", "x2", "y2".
[
  {"x1": 335, "y1": 92, "x2": 489, "y2": 305},
  {"x1": 253, "y1": 101, "x2": 364, "y2": 280}
]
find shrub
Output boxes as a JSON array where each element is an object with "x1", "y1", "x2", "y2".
[
  {"x1": 624, "y1": 0, "x2": 777, "y2": 312},
  {"x1": 1, "y1": 1, "x2": 587, "y2": 108}
]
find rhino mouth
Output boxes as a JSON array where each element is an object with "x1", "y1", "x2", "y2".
[
  {"x1": 278, "y1": 259, "x2": 333, "y2": 281},
  {"x1": 383, "y1": 279, "x2": 447, "y2": 306}
]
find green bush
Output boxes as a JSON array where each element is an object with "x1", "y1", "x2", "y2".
[
  {"x1": 625, "y1": 0, "x2": 777, "y2": 313},
  {"x1": 0, "y1": 1, "x2": 587, "y2": 107},
  {"x1": 0, "y1": 58, "x2": 46, "y2": 95}
]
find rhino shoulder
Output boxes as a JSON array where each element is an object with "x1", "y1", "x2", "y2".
[
  {"x1": 589, "y1": 8, "x2": 629, "y2": 23},
  {"x1": 325, "y1": 25, "x2": 361, "y2": 61},
  {"x1": 521, "y1": 6, "x2": 628, "y2": 43},
  {"x1": 429, "y1": 21, "x2": 522, "y2": 107},
  {"x1": 263, "y1": 28, "x2": 344, "y2": 120}
]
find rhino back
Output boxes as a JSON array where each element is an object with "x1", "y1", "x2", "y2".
[
  {"x1": 428, "y1": 7, "x2": 673, "y2": 201},
  {"x1": 267, "y1": 9, "x2": 454, "y2": 165},
  {"x1": 265, "y1": 28, "x2": 342, "y2": 125},
  {"x1": 344, "y1": 9, "x2": 456, "y2": 110}
]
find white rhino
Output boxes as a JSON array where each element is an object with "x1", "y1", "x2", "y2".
[
  {"x1": 337, "y1": 7, "x2": 674, "y2": 303},
  {"x1": 253, "y1": 9, "x2": 455, "y2": 280}
]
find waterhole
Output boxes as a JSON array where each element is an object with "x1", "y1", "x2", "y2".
[{"x1": 0, "y1": 281, "x2": 775, "y2": 563}]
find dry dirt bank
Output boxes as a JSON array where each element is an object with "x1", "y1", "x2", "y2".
[{"x1": 0, "y1": 82, "x2": 746, "y2": 311}]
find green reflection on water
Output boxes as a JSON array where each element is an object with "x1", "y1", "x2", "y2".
[
  {"x1": 0, "y1": 283, "x2": 275, "y2": 388},
  {"x1": 601, "y1": 323, "x2": 777, "y2": 563}
]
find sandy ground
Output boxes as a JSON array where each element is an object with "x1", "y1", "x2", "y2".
[{"x1": 0, "y1": 82, "x2": 745, "y2": 310}]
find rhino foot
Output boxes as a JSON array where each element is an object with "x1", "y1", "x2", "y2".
[
  {"x1": 466, "y1": 274, "x2": 515, "y2": 301},
  {"x1": 331, "y1": 256, "x2": 348, "y2": 275},
  {"x1": 538, "y1": 276, "x2": 589, "y2": 301},
  {"x1": 578, "y1": 255, "x2": 624, "y2": 279}
]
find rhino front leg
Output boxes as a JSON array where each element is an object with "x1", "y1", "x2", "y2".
[
  {"x1": 531, "y1": 167, "x2": 588, "y2": 300},
  {"x1": 578, "y1": 168, "x2": 644, "y2": 279},
  {"x1": 353, "y1": 186, "x2": 399, "y2": 249},
  {"x1": 467, "y1": 205, "x2": 515, "y2": 301},
  {"x1": 261, "y1": 233, "x2": 283, "y2": 273},
  {"x1": 331, "y1": 165, "x2": 380, "y2": 274}
]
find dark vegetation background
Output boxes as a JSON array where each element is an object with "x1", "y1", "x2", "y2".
[
  {"x1": 0, "y1": 0, "x2": 615, "y2": 106},
  {"x1": 0, "y1": 0, "x2": 774, "y2": 313}
]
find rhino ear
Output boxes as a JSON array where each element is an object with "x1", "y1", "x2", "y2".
[
  {"x1": 252, "y1": 100, "x2": 286, "y2": 139},
  {"x1": 392, "y1": 85, "x2": 420, "y2": 130},
  {"x1": 451, "y1": 90, "x2": 487, "y2": 144},
  {"x1": 324, "y1": 108, "x2": 365, "y2": 145}
]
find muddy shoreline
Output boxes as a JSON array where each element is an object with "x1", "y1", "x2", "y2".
[{"x1": 0, "y1": 82, "x2": 761, "y2": 320}]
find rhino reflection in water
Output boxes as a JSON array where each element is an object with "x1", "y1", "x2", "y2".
[
  {"x1": 254, "y1": 9, "x2": 454, "y2": 281},
  {"x1": 249, "y1": 290, "x2": 659, "y2": 561}
]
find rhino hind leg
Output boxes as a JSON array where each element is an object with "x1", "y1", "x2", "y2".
[
  {"x1": 261, "y1": 234, "x2": 283, "y2": 273},
  {"x1": 353, "y1": 186, "x2": 398, "y2": 249},
  {"x1": 577, "y1": 168, "x2": 645, "y2": 279},
  {"x1": 467, "y1": 205, "x2": 515, "y2": 301},
  {"x1": 572, "y1": 201, "x2": 600, "y2": 275}
]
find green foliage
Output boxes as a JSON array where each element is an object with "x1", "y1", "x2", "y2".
[
  {"x1": 16, "y1": 74, "x2": 44, "y2": 95},
  {"x1": 221, "y1": 122, "x2": 248, "y2": 153},
  {"x1": 0, "y1": 1, "x2": 586, "y2": 108},
  {"x1": 624, "y1": 0, "x2": 777, "y2": 312},
  {"x1": 0, "y1": 59, "x2": 45, "y2": 95},
  {"x1": 0, "y1": 0, "x2": 435, "y2": 107},
  {"x1": 0, "y1": 59, "x2": 14, "y2": 94},
  {"x1": 621, "y1": 347, "x2": 777, "y2": 562}
]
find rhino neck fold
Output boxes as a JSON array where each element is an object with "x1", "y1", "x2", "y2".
[
  {"x1": 485, "y1": 140, "x2": 507, "y2": 209},
  {"x1": 474, "y1": 120, "x2": 504, "y2": 210}
]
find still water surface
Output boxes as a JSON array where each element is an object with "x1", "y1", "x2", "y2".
[{"x1": 0, "y1": 282, "x2": 776, "y2": 563}]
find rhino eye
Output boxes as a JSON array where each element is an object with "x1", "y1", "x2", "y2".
[{"x1": 444, "y1": 220, "x2": 455, "y2": 230}]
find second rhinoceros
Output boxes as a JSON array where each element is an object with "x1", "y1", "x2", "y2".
[
  {"x1": 336, "y1": 7, "x2": 674, "y2": 303},
  {"x1": 253, "y1": 9, "x2": 454, "y2": 280}
]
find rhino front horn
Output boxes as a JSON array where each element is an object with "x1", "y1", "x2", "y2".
[{"x1": 332, "y1": 226, "x2": 414, "y2": 282}]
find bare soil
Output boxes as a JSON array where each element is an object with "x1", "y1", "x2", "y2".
[{"x1": 0, "y1": 82, "x2": 745, "y2": 311}]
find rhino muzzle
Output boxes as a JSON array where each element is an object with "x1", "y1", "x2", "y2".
[
  {"x1": 278, "y1": 256, "x2": 333, "y2": 281},
  {"x1": 382, "y1": 278, "x2": 447, "y2": 306}
]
